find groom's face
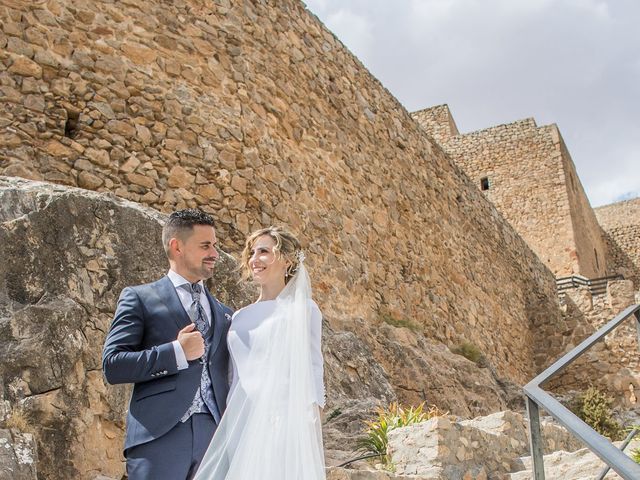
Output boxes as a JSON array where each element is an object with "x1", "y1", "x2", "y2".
[{"x1": 174, "y1": 224, "x2": 219, "y2": 282}]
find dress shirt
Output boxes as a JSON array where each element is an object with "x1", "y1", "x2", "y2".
[{"x1": 167, "y1": 270, "x2": 212, "y2": 370}]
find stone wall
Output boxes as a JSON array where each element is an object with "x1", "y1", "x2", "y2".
[
  {"x1": 413, "y1": 106, "x2": 608, "y2": 279},
  {"x1": 0, "y1": 0, "x2": 566, "y2": 390},
  {"x1": 411, "y1": 104, "x2": 459, "y2": 144},
  {"x1": 595, "y1": 198, "x2": 640, "y2": 286},
  {"x1": 547, "y1": 282, "x2": 640, "y2": 410},
  {"x1": 559, "y1": 136, "x2": 608, "y2": 279}
]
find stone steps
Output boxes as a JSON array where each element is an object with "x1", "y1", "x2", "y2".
[
  {"x1": 326, "y1": 410, "x2": 640, "y2": 479},
  {"x1": 326, "y1": 467, "x2": 433, "y2": 480},
  {"x1": 509, "y1": 439, "x2": 640, "y2": 480}
]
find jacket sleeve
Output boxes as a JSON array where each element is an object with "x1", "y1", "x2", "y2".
[{"x1": 102, "y1": 286, "x2": 179, "y2": 385}]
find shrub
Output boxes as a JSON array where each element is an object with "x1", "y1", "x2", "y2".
[
  {"x1": 325, "y1": 408, "x2": 341, "y2": 422},
  {"x1": 356, "y1": 402, "x2": 447, "y2": 466},
  {"x1": 571, "y1": 386, "x2": 623, "y2": 440},
  {"x1": 1, "y1": 408, "x2": 33, "y2": 434},
  {"x1": 626, "y1": 425, "x2": 640, "y2": 463},
  {"x1": 450, "y1": 341, "x2": 486, "y2": 366},
  {"x1": 377, "y1": 307, "x2": 421, "y2": 332}
]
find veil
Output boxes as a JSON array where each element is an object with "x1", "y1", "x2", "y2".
[{"x1": 193, "y1": 263, "x2": 325, "y2": 479}]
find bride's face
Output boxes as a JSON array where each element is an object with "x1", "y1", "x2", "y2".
[{"x1": 248, "y1": 235, "x2": 289, "y2": 287}]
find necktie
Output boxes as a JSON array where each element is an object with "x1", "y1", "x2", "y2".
[{"x1": 188, "y1": 283, "x2": 210, "y2": 337}]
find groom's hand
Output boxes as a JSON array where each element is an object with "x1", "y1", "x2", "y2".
[{"x1": 178, "y1": 323, "x2": 205, "y2": 361}]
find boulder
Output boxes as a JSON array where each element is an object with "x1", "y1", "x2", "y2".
[
  {"x1": 0, "y1": 429, "x2": 37, "y2": 480},
  {"x1": 0, "y1": 176, "x2": 251, "y2": 479},
  {"x1": 388, "y1": 410, "x2": 582, "y2": 478}
]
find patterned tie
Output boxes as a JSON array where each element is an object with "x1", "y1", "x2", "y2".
[{"x1": 189, "y1": 283, "x2": 210, "y2": 338}]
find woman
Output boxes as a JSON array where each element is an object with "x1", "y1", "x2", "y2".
[{"x1": 194, "y1": 226, "x2": 326, "y2": 479}]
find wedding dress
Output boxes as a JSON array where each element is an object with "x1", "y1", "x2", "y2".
[{"x1": 193, "y1": 263, "x2": 326, "y2": 479}]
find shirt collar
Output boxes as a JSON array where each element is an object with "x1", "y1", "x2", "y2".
[{"x1": 167, "y1": 270, "x2": 204, "y2": 289}]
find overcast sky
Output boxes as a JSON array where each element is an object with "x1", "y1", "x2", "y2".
[{"x1": 303, "y1": 0, "x2": 639, "y2": 207}]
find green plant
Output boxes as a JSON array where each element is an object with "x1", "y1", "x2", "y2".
[
  {"x1": 450, "y1": 341, "x2": 486, "y2": 366},
  {"x1": 356, "y1": 402, "x2": 446, "y2": 466},
  {"x1": 625, "y1": 425, "x2": 640, "y2": 464},
  {"x1": 325, "y1": 408, "x2": 342, "y2": 422},
  {"x1": 377, "y1": 307, "x2": 420, "y2": 332},
  {"x1": 571, "y1": 386, "x2": 623, "y2": 440}
]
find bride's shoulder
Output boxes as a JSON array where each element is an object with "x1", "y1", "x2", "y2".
[
  {"x1": 232, "y1": 299, "x2": 273, "y2": 320},
  {"x1": 231, "y1": 303, "x2": 253, "y2": 320}
]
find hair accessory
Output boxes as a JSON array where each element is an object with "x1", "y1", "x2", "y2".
[{"x1": 296, "y1": 250, "x2": 306, "y2": 263}]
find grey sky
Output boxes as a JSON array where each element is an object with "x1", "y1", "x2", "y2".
[{"x1": 303, "y1": 0, "x2": 639, "y2": 207}]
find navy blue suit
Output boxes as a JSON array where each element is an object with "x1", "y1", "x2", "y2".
[{"x1": 102, "y1": 276, "x2": 232, "y2": 479}]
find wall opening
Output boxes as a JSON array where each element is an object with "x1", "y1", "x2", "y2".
[
  {"x1": 480, "y1": 177, "x2": 490, "y2": 191},
  {"x1": 64, "y1": 109, "x2": 80, "y2": 139}
]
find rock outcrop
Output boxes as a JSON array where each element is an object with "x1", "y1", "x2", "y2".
[
  {"x1": 0, "y1": 176, "x2": 250, "y2": 479},
  {"x1": 0, "y1": 429, "x2": 37, "y2": 480}
]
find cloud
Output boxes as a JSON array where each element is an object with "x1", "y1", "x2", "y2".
[{"x1": 304, "y1": 0, "x2": 640, "y2": 207}]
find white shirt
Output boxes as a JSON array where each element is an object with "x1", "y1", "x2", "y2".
[{"x1": 167, "y1": 270, "x2": 212, "y2": 370}]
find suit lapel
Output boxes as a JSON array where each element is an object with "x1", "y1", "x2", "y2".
[{"x1": 156, "y1": 276, "x2": 192, "y2": 330}]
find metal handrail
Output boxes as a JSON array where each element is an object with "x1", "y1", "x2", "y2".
[
  {"x1": 596, "y1": 428, "x2": 640, "y2": 480},
  {"x1": 523, "y1": 303, "x2": 640, "y2": 480},
  {"x1": 556, "y1": 274, "x2": 624, "y2": 295}
]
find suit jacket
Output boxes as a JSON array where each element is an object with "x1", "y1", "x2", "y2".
[{"x1": 102, "y1": 276, "x2": 232, "y2": 452}]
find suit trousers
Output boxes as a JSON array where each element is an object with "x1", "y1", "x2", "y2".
[{"x1": 126, "y1": 413, "x2": 216, "y2": 480}]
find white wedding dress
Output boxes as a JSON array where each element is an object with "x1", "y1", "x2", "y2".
[{"x1": 193, "y1": 264, "x2": 326, "y2": 480}]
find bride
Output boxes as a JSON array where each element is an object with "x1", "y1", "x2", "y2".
[{"x1": 194, "y1": 226, "x2": 326, "y2": 479}]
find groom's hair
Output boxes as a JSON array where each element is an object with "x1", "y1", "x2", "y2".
[{"x1": 162, "y1": 209, "x2": 216, "y2": 257}]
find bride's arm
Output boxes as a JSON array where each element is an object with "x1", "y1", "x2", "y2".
[{"x1": 310, "y1": 301, "x2": 326, "y2": 408}]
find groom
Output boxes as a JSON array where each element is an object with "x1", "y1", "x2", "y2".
[{"x1": 102, "y1": 209, "x2": 233, "y2": 479}]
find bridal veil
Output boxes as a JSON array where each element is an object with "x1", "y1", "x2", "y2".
[{"x1": 193, "y1": 262, "x2": 325, "y2": 479}]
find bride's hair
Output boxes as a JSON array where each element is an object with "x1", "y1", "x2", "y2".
[{"x1": 240, "y1": 226, "x2": 302, "y2": 283}]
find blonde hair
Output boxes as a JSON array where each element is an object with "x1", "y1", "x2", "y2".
[{"x1": 240, "y1": 226, "x2": 302, "y2": 282}]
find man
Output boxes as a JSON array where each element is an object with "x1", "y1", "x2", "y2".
[{"x1": 102, "y1": 209, "x2": 233, "y2": 479}]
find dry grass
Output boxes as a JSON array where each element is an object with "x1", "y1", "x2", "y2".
[{"x1": 2, "y1": 408, "x2": 34, "y2": 434}]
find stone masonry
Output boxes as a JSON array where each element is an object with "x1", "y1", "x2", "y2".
[
  {"x1": 414, "y1": 104, "x2": 640, "y2": 406},
  {"x1": 413, "y1": 105, "x2": 608, "y2": 279},
  {"x1": 0, "y1": 0, "x2": 566, "y2": 391},
  {"x1": 2, "y1": 0, "x2": 639, "y2": 477},
  {"x1": 595, "y1": 197, "x2": 640, "y2": 287}
]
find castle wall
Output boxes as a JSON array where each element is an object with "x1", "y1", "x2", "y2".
[
  {"x1": 557, "y1": 131, "x2": 608, "y2": 278},
  {"x1": 414, "y1": 109, "x2": 607, "y2": 279},
  {"x1": 547, "y1": 282, "x2": 640, "y2": 411},
  {"x1": 0, "y1": 0, "x2": 563, "y2": 396},
  {"x1": 412, "y1": 104, "x2": 459, "y2": 144},
  {"x1": 595, "y1": 198, "x2": 640, "y2": 286}
]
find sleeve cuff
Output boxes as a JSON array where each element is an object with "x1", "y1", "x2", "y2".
[{"x1": 172, "y1": 340, "x2": 189, "y2": 370}]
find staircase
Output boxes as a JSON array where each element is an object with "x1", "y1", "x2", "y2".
[
  {"x1": 326, "y1": 410, "x2": 584, "y2": 480},
  {"x1": 510, "y1": 438, "x2": 640, "y2": 480}
]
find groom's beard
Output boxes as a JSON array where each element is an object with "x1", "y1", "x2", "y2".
[
  {"x1": 186, "y1": 257, "x2": 217, "y2": 280},
  {"x1": 199, "y1": 257, "x2": 217, "y2": 278}
]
